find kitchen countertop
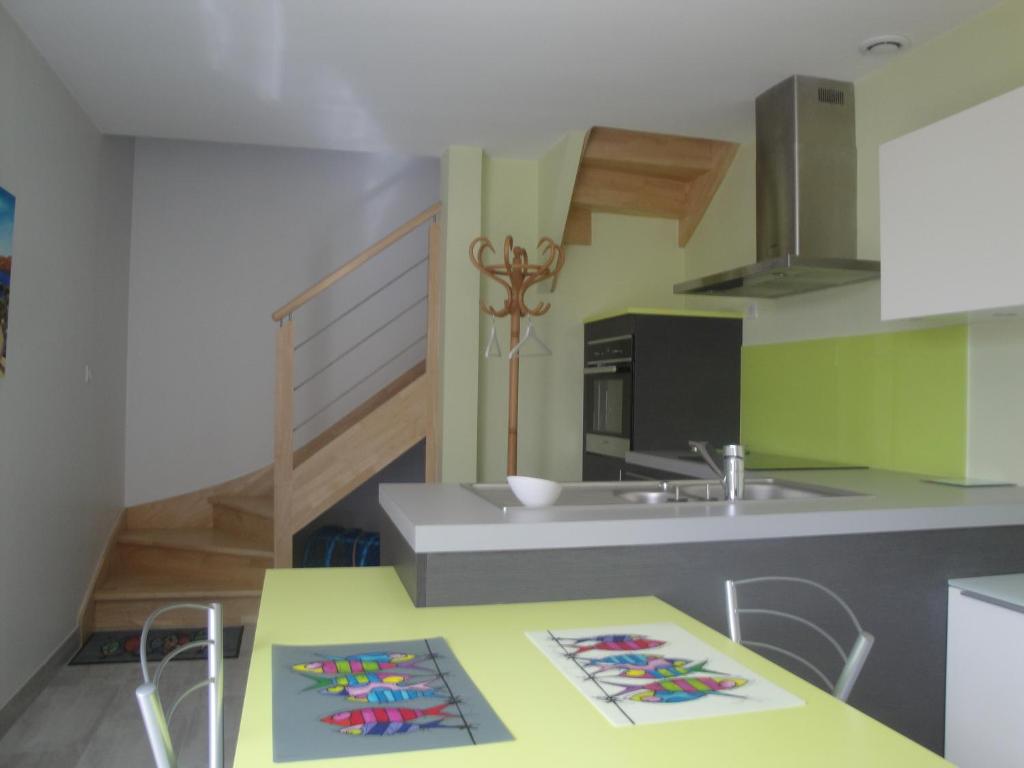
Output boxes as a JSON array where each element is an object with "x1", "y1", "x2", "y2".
[
  {"x1": 949, "y1": 573, "x2": 1024, "y2": 610},
  {"x1": 379, "y1": 468, "x2": 1024, "y2": 554}
]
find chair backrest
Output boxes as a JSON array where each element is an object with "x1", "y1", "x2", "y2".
[
  {"x1": 725, "y1": 576, "x2": 874, "y2": 701},
  {"x1": 134, "y1": 602, "x2": 224, "y2": 768}
]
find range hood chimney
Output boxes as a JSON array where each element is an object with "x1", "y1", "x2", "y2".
[{"x1": 674, "y1": 75, "x2": 879, "y2": 298}]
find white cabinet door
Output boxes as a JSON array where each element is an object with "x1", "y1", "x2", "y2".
[
  {"x1": 946, "y1": 586, "x2": 1024, "y2": 767},
  {"x1": 880, "y1": 84, "x2": 1024, "y2": 321}
]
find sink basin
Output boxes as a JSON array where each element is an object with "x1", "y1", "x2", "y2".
[
  {"x1": 681, "y1": 478, "x2": 855, "y2": 502},
  {"x1": 463, "y1": 477, "x2": 863, "y2": 511},
  {"x1": 614, "y1": 489, "x2": 686, "y2": 504}
]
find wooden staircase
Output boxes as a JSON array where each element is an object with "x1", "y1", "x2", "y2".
[
  {"x1": 89, "y1": 496, "x2": 272, "y2": 629},
  {"x1": 82, "y1": 204, "x2": 442, "y2": 632}
]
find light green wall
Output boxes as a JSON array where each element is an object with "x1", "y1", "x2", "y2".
[
  {"x1": 478, "y1": 156, "x2": 540, "y2": 480},
  {"x1": 742, "y1": 327, "x2": 967, "y2": 476},
  {"x1": 444, "y1": 0, "x2": 1024, "y2": 482},
  {"x1": 683, "y1": 0, "x2": 1024, "y2": 477},
  {"x1": 442, "y1": 136, "x2": 592, "y2": 483},
  {"x1": 474, "y1": 204, "x2": 689, "y2": 481},
  {"x1": 482, "y1": 213, "x2": 690, "y2": 482},
  {"x1": 439, "y1": 147, "x2": 482, "y2": 482},
  {"x1": 538, "y1": 131, "x2": 587, "y2": 244},
  {"x1": 444, "y1": 133, "x2": 688, "y2": 483}
]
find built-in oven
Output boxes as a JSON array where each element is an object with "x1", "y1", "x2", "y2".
[{"x1": 583, "y1": 334, "x2": 633, "y2": 459}]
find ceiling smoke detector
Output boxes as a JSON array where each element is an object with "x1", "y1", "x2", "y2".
[{"x1": 859, "y1": 35, "x2": 911, "y2": 55}]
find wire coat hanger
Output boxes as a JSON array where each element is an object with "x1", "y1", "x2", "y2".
[
  {"x1": 508, "y1": 317, "x2": 551, "y2": 358},
  {"x1": 484, "y1": 317, "x2": 503, "y2": 358}
]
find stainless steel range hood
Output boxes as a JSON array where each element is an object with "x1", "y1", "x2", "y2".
[{"x1": 675, "y1": 75, "x2": 879, "y2": 298}]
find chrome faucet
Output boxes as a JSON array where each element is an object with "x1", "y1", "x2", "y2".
[{"x1": 689, "y1": 441, "x2": 746, "y2": 500}]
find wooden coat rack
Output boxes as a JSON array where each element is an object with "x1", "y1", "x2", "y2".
[{"x1": 469, "y1": 235, "x2": 565, "y2": 475}]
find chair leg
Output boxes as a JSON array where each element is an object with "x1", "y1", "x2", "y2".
[
  {"x1": 833, "y1": 631, "x2": 874, "y2": 702},
  {"x1": 136, "y1": 683, "x2": 175, "y2": 768},
  {"x1": 208, "y1": 603, "x2": 224, "y2": 768},
  {"x1": 725, "y1": 580, "x2": 742, "y2": 643}
]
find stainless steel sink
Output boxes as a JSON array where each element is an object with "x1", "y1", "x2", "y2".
[
  {"x1": 614, "y1": 489, "x2": 685, "y2": 504},
  {"x1": 680, "y1": 478, "x2": 856, "y2": 502},
  {"x1": 465, "y1": 477, "x2": 862, "y2": 511}
]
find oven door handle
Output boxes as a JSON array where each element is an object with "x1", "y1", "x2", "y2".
[{"x1": 583, "y1": 365, "x2": 622, "y2": 375}]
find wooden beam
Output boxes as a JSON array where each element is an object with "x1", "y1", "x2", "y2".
[
  {"x1": 572, "y1": 165, "x2": 691, "y2": 219},
  {"x1": 272, "y1": 202, "x2": 442, "y2": 321},
  {"x1": 584, "y1": 127, "x2": 717, "y2": 181},
  {"x1": 424, "y1": 220, "x2": 443, "y2": 482},
  {"x1": 678, "y1": 142, "x2": 738, "y2": 247},
  {"x1": 563, "y1": 206, "x2": 592, "y2": 246},
  {"x1": 273, "y1": 320, "x2": 294, "y2": 568}
]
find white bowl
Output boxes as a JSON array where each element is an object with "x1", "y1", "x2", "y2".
[{"x1": 507, "y1": 475, "x2": 562, "y2": 507}]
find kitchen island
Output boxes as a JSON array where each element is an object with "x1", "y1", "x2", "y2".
[{"x1": 379, "y1": 469, "x2": 1024, "y2": 754}]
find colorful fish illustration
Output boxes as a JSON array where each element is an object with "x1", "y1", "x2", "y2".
[
  {"x1": 337, "y1": 720, "x2": 468, "y2": 736},
  {"x1": 301, "y1": 672, "x2": 414, "y2": 693},
  {"x1": 605, "y1": 675, "x2": 747, "y2": 703},
  {"x1": 320, "y1": 702, "x2": 459, "y2": 730},
  {"x1": 556, "y1": 634, "x2": 666, "y2": 656},
  {"x1": 584, "y1": 654, "x2": 723, "y2": 679},
  {"x1": 337, "y1": 680, "x2": 440, "y2": 704},
  {"x1": 293, "y1": 652, "x2": 431, "y2": 678}
]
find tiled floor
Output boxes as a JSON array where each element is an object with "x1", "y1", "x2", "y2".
[{"x1": 0, "y1": 627, "x2": 254, "y2": 768}]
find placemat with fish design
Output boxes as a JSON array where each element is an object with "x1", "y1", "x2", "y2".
[
  {"x1": 526, "y1": 622, "x2": 804, "y2": 726},
  {"x1": 69, "y1": 626, "x2": 244, "y2": 665},
  {"x1": 272, "y1": 638, "x2": 513, "y2": 762}
]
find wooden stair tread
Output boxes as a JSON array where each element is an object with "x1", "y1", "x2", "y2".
[
  {"x1": 118, "y1": 527, "x2": 272, "y2": 559},
  {"x1": 209, "y1": 494, "x2": 274, "y2": 519},
  {"x1": 95, "y1": 571, "x2": 263, "y2": 601}
]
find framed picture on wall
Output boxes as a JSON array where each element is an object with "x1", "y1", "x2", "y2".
[{"x1": 0, "y1": 185, "x2": 14, "y2": 377}]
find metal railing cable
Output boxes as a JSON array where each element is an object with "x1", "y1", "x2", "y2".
[
  {"x1": 292, "y1": 333, "x2": 428, "y2": 433},
  {"x1": 292, "y1": 295, "x2": 427, "y2": 392},
  {"x1": 293, "y1": 255, "x2": 428, "y2": 352}
]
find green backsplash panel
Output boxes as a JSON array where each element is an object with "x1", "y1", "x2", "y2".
[{"x1": 741, "y1": 326, "x2": 967, "y2": 476}]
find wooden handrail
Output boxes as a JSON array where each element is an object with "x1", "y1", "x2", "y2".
[{"x1": 272, "y1": 202, "x2": 442, "y2": 322}]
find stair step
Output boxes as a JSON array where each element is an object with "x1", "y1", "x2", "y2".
[
  {"x1": 209, "y1": 494, "x2": 273, "y2": 519},
  {"x1": 108, "y1": 543, "x2": 268, "y2": 590},
  {"x1": 95, "y1": 569, "x2": 263, "y2": 601},
  {"x1": 118, "y1": 528, "x2": 273, "y2": 559},
  {"x1": 92, "y1": 595, "x2": 260, "y2": 630},
  {"x1": 213, "y1": 506, "x2": 273, "y2": 541}
]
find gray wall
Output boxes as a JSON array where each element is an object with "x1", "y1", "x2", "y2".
[
  {"x1": 125, "y1": 139, "x2": 439, "y2": 505},
  {"x1": 0, "y1": 6, "x2": 133, "y2": 711}
]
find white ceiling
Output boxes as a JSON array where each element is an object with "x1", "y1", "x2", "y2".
[{"x1": 1, "y1": 0, "x2": 1001, "y2": 157}]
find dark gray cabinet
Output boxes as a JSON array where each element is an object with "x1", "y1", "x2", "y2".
[{"x1": 582, "y1": 312, "x2": 742, "y2": 480}]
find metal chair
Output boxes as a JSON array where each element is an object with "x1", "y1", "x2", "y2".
[
  {"x1": 725, "y1": 576, "x2": 874, "y2": 701},
  {"x1": 135, "y1": 602, "x2": 224, "y2": 768}
]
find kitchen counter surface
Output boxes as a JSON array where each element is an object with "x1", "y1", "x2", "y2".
[
  {"x1": 379, "y1": 468, "x2": 1024, "y2": 554},
  {"x1": 949, "y1": 572, "x2": 1024, "y2": 609}
]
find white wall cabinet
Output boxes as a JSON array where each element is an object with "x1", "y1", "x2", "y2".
[
  {"x1": 879, "y1": 84, "x2": 1024, "y2": 320},
  {"x1": 945, "y1": 581, "x2": 1024, "y2": 767}
]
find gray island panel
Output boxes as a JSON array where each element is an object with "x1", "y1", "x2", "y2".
[{"x1": 378, "y1": 472, "x2": 1024, "y2": 754}]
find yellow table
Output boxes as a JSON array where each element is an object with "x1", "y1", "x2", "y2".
[{"x1": 236, "y1": 567, "x2": 949, "y2": 767}]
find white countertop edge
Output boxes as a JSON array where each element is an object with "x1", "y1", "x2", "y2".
[
  {"x1": 948, "y1": 573, "x2": 1024, "y2": 609},
  {"x1": 383, "y1": 499, "x2": 1024, "y2": 554}
]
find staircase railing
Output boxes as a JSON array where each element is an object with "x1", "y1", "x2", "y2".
[{"x1": 271, "y1": 202, "x2": 443, "y2": 567}]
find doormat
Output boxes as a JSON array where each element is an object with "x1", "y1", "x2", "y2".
[{"x1": 69, "y1": 626, "x2": 244, "y2": 665}]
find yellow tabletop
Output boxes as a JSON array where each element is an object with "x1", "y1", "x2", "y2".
[{"x1": 236, "y1": 567, "x2": 948, "y2": 767}]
